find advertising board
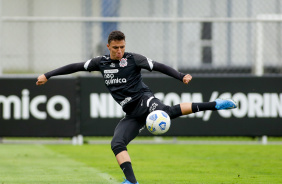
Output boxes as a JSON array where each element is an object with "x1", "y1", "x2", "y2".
[{"x1": 0, "y1": 78, "x2": 77, "y2": 137}]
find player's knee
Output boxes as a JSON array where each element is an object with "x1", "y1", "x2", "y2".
[
  {"x1": 163, "y1": 104, "x2": 182, "y2": 119},
  {"x1": 111, "y1": 138, "x2": 127, "y2": 156}
]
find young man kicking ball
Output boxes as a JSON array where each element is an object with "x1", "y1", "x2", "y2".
[{"x1": 36, "y1": 30, "x2": 237, "y2": 184}]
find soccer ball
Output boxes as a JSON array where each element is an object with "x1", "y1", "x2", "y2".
[{"x1": 146, "y1": 110, "x2": 171, "y2": 135}]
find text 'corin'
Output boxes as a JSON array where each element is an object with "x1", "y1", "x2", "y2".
[{"x1": 89, "y1": 92, "x2": 282, "y2": 120}]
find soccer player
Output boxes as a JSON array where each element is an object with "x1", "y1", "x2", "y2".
[{"x1": 36, "y1": 30, "x2": 237, "y2": 184}]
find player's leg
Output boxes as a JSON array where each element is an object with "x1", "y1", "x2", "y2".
[
  {"x1": 180, "y1": 102, "x2": 217, "y2": 115},
  {"x1": 148, "y1": 97, "x2": 237, "y2": 119},
  {"x1": 147, "y1": 98, "x2": 183, "y2": 119},
  {"x1": 180, "y1": 99, "x2": 237, "y2": 115},
  {"x1": 111, "y1": 116, "x2": 143, "y2": 184}
]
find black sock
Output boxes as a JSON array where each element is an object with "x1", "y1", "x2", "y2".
[
  {"x1": 192, "y1": 102, "x2": 217, "y2": 113},
  {"x1": 120, "y1": 161, "x2": 137, "y2": 183}
]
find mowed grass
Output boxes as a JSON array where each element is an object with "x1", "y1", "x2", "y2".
[{"x1": 0, "y1": 143, "x2": 282, "y2": 184}]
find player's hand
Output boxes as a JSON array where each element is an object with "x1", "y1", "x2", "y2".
[
  {"x1": 36, "y1": 74, "x2": 48, "y2": 86},
  {"x1": 183, "y1": 74, "x2": 192, "y2": 84}
]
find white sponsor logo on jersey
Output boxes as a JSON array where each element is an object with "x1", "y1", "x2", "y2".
[
  {"x1": 104, "y1": 69, "x2": 119, "y2": 74},
  {"x1": 104, "y1": 72, "x2": 127, "y2": 86},
  {"x1": 120, "y1": 97, "x2": 132, "y2": 107},
  {"x1": 105, "y1": 78, "x2": 127, "y2": 86},
  {"x1": 110, "y1": 63, "x2": 115, "y2": 67}
]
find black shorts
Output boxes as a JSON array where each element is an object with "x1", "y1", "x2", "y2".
[{"x1": 111, "y1": 93, "x2": 182, "y2": 155}]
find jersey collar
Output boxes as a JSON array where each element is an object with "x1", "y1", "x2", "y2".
[{"x1": 101, "y1": 53, "x2": 130, "y2": 63}]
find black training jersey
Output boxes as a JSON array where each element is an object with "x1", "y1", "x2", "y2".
[{"x1": 84, "y1": 52, "x2": 155, "y2": 109}]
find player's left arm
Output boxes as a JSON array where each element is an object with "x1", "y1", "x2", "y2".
[
  {"x1": 132, "y1": 53, "x2": 192, "y2": 84},
  {"x1": 153, "y1": 62, "x2": 192, "y2": 84}
]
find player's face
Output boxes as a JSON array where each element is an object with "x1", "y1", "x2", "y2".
[{"x1": 107, "y1": 40, "x2": 126, "y2": 60}]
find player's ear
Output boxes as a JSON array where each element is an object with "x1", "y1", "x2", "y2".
[{"x1": 107, "y1": 44, "x2": 110, "y2": 50}]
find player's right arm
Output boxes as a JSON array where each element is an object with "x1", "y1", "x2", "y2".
[
  {"x1": 36, "y1": 62, "x2": 86, "y2": 86},
  {"x1": 36, "y1": 57, "x2": 101, "y2": 86}
]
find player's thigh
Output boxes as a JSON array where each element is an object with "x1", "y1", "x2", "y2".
[
  {"x1": 148, "y1": 98, "x2": 182, "y2": 119},
  {"x1": 148, "y1": 98, "x2": 168, "y2": 112},
  {"x1": 112, "y1": 116, "x2": 144, "y2": 146}
]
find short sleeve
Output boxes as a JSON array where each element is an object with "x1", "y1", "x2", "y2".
[
  {"x1": 84, "y1": 57, "x2": 101, "y2": 71},
  {"x1": 132, "y1": 53, "x2": 155, "y2": 71}
]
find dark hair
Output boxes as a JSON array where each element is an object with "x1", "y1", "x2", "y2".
[{"x1": 108, "y1": 31, "x2": 125, "y2": 44}]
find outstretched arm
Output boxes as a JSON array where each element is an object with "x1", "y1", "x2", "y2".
[
  {"x1": 36, "y1": 62, "x2": 85, "y2": 86},
  {"x1": 153, "y1": 62, "x2": 192, "y2": 84}
]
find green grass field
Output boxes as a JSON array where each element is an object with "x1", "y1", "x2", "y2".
[{"x1": 0, "y1": 142, "x2": 281, "y2": 184}]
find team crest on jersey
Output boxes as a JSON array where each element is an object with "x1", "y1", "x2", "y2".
[{"x1": 119, "y1": 58, "x2": 128, "y2": 67}]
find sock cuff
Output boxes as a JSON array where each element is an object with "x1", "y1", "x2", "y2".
[
  {"x1": 192, "y1": 102, "x2": 216, "y2": 112},
  {"x1": 120, "y1": 161, "x2": 131, "y2": 168}
]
